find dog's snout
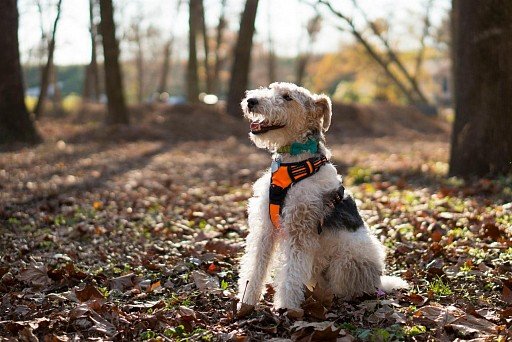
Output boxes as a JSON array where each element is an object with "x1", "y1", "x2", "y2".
[{"x1": 247, "y1": 98, "x2": 259, "y2": 109}]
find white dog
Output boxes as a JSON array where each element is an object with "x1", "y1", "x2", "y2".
[{"x1": 237, "y1": 82, "x2": 407, "y2": 310}]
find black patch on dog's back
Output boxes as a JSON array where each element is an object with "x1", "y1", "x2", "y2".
[{"x1": 322, "y1": 189, "x2": 364, "y2": 232}]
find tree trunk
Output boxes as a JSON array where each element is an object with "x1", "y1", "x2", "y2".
[
  {"x1": 99, "y1": 0, "x2": 129, "y2": 125},
  {"x1": 0, "y1": 0, "x2": 41, "y2": 144},
  {"x1": 34, "y1": 0, "x2": 62, "y2": 119},
  {"x1": 84, "y1": 0, "x2": 100, "y2": 101},
  {"x1": 157, "y1": 39, "x2": 173, "y2": 95},
  {"x1": 226, "y1": 0, "x2": 259, "y2": 117},
  {"x1": 157, "y1": 0, "x2": 182, "y2": 95},
  {"x1": 295, "y1": 54, "x2": 309, "y2": 86},
  {"x1": 50, "y1": 64, "x2": 63, "y2": 116},
  {"x1": 187, "y1": 0, "x2": 200, "y2": 103},
  {"x1": 212, "y1": 0, "x2": 227, "y2": 95},
  {"x1": 266, "y1": 4, "x2": 276, "y2": 83},
  {"x1": 134, "y1": 23, "x2": 144, "y2": 104},
  {"x1": 449, "y1": 0, "x2": 512, "y2": 177},
  {"x1": 199, "y1": 0, "x2": 213, "y2": 93}
]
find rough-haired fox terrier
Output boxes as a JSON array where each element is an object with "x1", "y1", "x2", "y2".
[{"x1": 237, "y1": 82, "x2": 407, "y2": 310}]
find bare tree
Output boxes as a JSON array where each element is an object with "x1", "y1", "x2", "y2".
[
  {"x1": 295, "y1": 14, "x2": 321, "y2": 86},
  {"x1": 99, "y1": 0, "x2": 129, "y2": 124},
  {"x1": 128, "y1": 17, "x2": 145, "y2": 103},
  {"x1": 212, "y1": 0, "x2": 228, "y2": 94},
  {"x1": 317, "y1": 0, "x2": 432, "y2": 107},
  {"x1": 34, "y1": 0, "x2": 63, "y2": 119},
  {"x1": 83, "y1": 0, "x2": 100, "y2": 101},
  {"x1": 227, "y1": 0, "x2": 259, "y2": 116},
  {"x1": 266, "y1": 1, "x2": 276, "y2": 83},
  {"x1": 0, "y1": 0, "x2": 41, "y2": 144},
  {"x1": 414, "y1": 0, "x2": 435, "y2": 79},
  {"x1": 187, "y1": 0, "x2": 200, "y2": 103},
  {"x1": 449, "y1": 0, "x2": 512, "y2": 177},
  {"x1": 157, "y1": 39, "x2": 173, "y2": 95},
  {"x1": 199, "y1": 0, "x2": 213, "y2": 93},
  {"x1": 157, "y1": 0, "x2": 183, "y2": 95}
]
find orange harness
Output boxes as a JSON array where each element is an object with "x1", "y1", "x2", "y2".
[{"x1": 269, "y1": 155, "x2": 329, "y2": 228}]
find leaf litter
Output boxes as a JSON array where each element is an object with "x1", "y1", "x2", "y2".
[{"x1": 0, "y1": 108, "x2": 511, "y2": 340}]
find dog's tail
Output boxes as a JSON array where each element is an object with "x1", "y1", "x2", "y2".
[{"x1": 380, "y1": 275, "x2": 409, "y2": 292}]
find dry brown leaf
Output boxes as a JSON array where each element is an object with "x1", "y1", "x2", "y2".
[
  {"x1": 502, "y1": 284, "x2": 512, "y2": 304},
  {"x1": 19, "y1": 326, "x2": 38, "y2": 342},
  {"x1": 415, "y1": 305, "x2": 498, "y2": 338},
  {"x1": 191, "y1": 270, "x2": 221, "y2": 294},
  {"x1": 204, "y1": 239, "x2": 243, "y2": 257},
  {"x1": 74, "y1": 283, "x2": 105, "y2": 302},
  {"x1": 311, "y1": 285, "x2": 334, "y2": 308},
  {"x1": 19, "y1": 261, "x2": 52, "y2": 287},
  {"x1": 146, "y1": 280, "x2": 161, "y2": 293},
  {"x1": 285, "y1": 308, "x2": 304, "y2": 319},
  {"x1": 291, "y1": 321, "x2": 340, "y2": 342},
  {"x1": 406, "y1": 293, "x2": 428, "y2": 306},
  {"x1": 43, "y1": 334, "x2": 70, "y2": 342},
  {"x1": 500, "y1": 306, "x2": 512, "y2": 319},
  {"x1": 109, "y1": 273, "x2": 141, "y2": 292},
  {"x1": 481, "y1": 222, "x2": 502, "y2": 240},
  {"x1": 178, "y1": 305, "x2": 197, "y2": 319},
  {"x1": 302, "y1": 296, "x2": 327, "y2": 320},
  {"x1": 236, "y1": 303, "x2": 255, "y2": 319}
]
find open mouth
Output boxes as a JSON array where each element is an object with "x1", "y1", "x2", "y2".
[{"x1": 250, "y1": 120, "x2": 285, "y2": 135}]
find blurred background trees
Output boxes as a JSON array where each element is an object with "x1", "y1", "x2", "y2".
[
  {"x1": 1, "y1": 0, "x2": 510, "y2": 177},
  {"x1": 227, "y1": 0, "x2": 259, "y2": 116},
  {"x1": 449, "y1": 0, "x2": 512, "y2": 177},
  {"x1": 0, "y1": 0, "x2": 40, "y2": 144},
  {"x1": 99, "y1": 0, "x2": 129, "y2": 124}
]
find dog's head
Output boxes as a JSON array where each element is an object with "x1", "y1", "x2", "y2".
[{"x1": 241, "y1": 82, "x2": 332, "y2": 150}]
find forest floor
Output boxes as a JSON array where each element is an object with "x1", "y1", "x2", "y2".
[{"x1": 0, "y1": 103, "x2": 511, "y2": 341}]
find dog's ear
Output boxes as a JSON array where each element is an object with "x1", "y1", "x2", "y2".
[{"x1": 314, "y1": 94, "x2": 332, "y2": 132}]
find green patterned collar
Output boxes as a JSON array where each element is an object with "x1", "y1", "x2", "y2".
[{"x1": 277, "y1": 138, "x2": 319, "y2": 156}]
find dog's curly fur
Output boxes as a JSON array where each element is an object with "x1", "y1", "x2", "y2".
[{"x1": 237, "y1": 82, "x2": 408, "y2": 310}]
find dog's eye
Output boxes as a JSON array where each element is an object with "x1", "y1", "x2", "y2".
[{"x1": 282, "y1": 94, "x2": 293, "y2": 101}]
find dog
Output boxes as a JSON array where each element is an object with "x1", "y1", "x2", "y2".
[{"x1": 237, "y1": 82, "x2": 408, "y2": 310}]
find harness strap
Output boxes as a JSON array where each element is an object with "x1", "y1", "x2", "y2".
[{"x1": 269, "y1": 155, "x2": 329, "y2": 228}]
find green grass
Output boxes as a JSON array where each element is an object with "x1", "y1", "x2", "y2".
[{"x1": 428, "y1": 277, "x2": 453, "y2": 297}]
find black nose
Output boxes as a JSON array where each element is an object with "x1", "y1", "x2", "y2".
[{"x1": 247, "y1": 98, "x2": 258, "y2": 109}]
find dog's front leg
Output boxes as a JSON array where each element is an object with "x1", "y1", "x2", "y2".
[
  {"x1": 273, "y1": 203, "x2": 321, "y2": 310},
  {"x1": 237, "y1": 195, "x2": 277, "y2": 306}
]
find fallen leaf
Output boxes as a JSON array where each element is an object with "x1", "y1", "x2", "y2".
[
  {"x1": 481, "y1": 222, "x2": 502, "y2": 240},
  {"x1": 236, "y1": 303, "x2": 255, "y2": 318},
  {"x1": 18, "y1": 261, "x2": 52, "y2": 287},
  {"x1": 415, "y1": 305, "x2": 498, "y2": 338},
  {"x1": 92, "y1": 201, "x2": 103, "y2": 210},
  {"x1": 302, "y1": 296, "x2": 327, "y2": 320},
  {"x1": 109, "y1": 273, "x2": 141, "y2": 292},
  {"x1": 285, "y1": 308, "x2": 304, "y2": 319},
  {"x1": 44, "y1": 334, "x2": 70, "y2": 342},
  {"x1": 500, "y1": 306, "x2": 512, "y2": 319},
  {"x1": 204, "y1": 239, "x2": 243, "y2": 257},
  {"x1": 502, "y1": 284, "x2": 512, "y2": 304},
  {"x1": 291, "y1": 321, "x2": 340, "y2": 342},
  {"x1": 192, "y1": 270, "x2": 221, "y2": 294},
  {"x1": 311, "y1": 285, "x2": 334, "y2": 308},
  {"x1": 146, "y1": 280, "x2": 161, "y2": 293},
  {"x1": 406, "y1": 293, "x2": 428, "y2": 306},
  {"x1": 178, "y1": 305, "x2": 196, "y2": 319},
  {"x1": 74, "y1": 284, "x2": 105, "y2": 302}
]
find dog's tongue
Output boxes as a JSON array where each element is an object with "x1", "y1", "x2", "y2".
[{"x1": 250, "y1": 121, "x2": 262, "y2": 132}]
